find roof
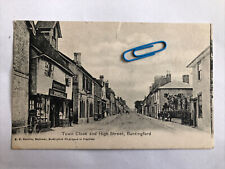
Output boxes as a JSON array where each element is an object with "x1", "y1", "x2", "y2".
[
  {"x1": 36, "y1": 21, "x2": 56, "y2": 28},
  {"x1": 187, "y1": 46, "x2": 210, "y2": 68},
  {"x1": 57, "y1": 51, "x2": 99, "y2": 82},
  {"x1": 158, "y1": 81, "x2": 192, "y2": 89},
  {"x1": 25, "y1": 21, "x2": 36, "y2": 36},
  {"x1": 31, "y1": 34, "x2": 73, "y2": 76},
  {"x1": 93, "y1": 78, "x2": 103, "y2": 87},
  {"x1": 36, "y1": 21, "x2": 62, "y2": 38}
]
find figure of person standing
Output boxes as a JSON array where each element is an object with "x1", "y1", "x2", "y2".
[{"x1": 69, "y1": 112, "x2": 73, "y2": 127}]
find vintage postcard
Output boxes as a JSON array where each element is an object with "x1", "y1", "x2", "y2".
[{"x1": 11, "y1": 21, "x2": 213, "y2": 149}]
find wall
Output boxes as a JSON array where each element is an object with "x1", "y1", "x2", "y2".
[
  {"x1": 36, "y1": 58, "x2": 72, "y2": 100},
  {"x1": 13, "y1": 21, "x2": 30, "y2": 75},
  {"x1": 12, "y1": 21, "x2": 30, "y2": 133},
  {"x1": 12, "y1": 71, "x2": 29, "y2": 129},
  {"x1": 192, "y1": 51, "x2": 211, "y2": 132},
  {"x1": 69, "y1": 63, "x2": 95, "y2": 123}
]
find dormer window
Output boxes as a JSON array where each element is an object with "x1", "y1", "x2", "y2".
[{"x1": 36, "y1": 21, "x2": 62, "y2": 50}]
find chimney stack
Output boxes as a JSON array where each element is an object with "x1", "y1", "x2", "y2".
[
  {"x1": 166, "y1": 72, "x2": 171, "y2": 83},
  {"x1": 149, "y1": 86, "x2": 152, "y2": 93},
  {"x1": 99, "y1": 75, "x2": 104, "y2": 81},
  {"x1": 99, "y1": 75, "x2": 104, "y2": 86},
  {"x1": 105, "y1": 80, "x2": 109, "y2": 88},
  {"x1": 182, "y1": 75, "x2": 189, "y2": 84},
  {"x1": 74, "y1": 52, "x2": 81, "y2": 65}
]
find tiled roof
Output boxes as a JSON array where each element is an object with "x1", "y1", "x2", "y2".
[
  {"x1": 36, "y1": 21, "x2": 62, "y2": 38},
  {"x1": 36, "y1": 21, "x2": 56, "y2": 29},
  {"x1": 158, "y1": 81, "x2": 192, "y2": 89},
  {"x1": 31, "y1": 34, "x2": 73, "y2": 76}
]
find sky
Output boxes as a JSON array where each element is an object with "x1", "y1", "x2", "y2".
[{"x1": 58, "y1": 22, "x2": 210, "y2": 108}]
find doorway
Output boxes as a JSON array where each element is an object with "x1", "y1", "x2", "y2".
[
  {"x1": 193, "y1": 101, "x2": 197, "y2": 127},
  {"x1": 50, "y1": 97, "x2": 63, "y2": 127},
  {"x1": 87, "y1": 100, "x2": 89, "y2": 123}
]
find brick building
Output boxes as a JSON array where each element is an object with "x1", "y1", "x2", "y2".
[{"x1": 12, "y1": 21, "x2": 36, "y2": 133}]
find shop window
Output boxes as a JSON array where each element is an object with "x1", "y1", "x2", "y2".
[
  {"x1": 29, "y1": 99, "x2": 35, "y2": 110},
  {"x1": 198, "y1": 94, "x2": 203, "y2": 118},
  {"x1": 37, "y1": 102, "x2": 42, "y2": 110}
]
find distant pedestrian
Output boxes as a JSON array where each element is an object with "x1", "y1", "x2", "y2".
[{"x1": 69, "y1": 113, "x2": 73, "y2": 127}]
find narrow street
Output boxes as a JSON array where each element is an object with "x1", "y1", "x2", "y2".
[
  {"x1": 41, "y1": 111, "x2": 200, "y2": 135},
  {"x1": 14, "y1": 111, "x2": 212, "y2": 149}
]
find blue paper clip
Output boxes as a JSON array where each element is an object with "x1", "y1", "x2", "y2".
[{"x1": 123, "y1": 41, "x2": 167, "y2": 62}]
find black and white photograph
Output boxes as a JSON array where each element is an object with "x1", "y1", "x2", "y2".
[{"x1": 11, "y1": 21, "x2": 213, "y2": 149}]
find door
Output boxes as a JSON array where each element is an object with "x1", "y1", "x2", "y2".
[
  {"x1": 50, "y1": 98, "x2": 61, "y2": 127},
  {"x1": 50, "y1": 101, "x2": 56, "y2": 127},
  {"x1": 86, "y1": 100, "x2": 89, "y2": 123},
  {"x1": 55, "y1": 101, "x2": 60, "y2": 127},
  {"x1": 193, "y1": 101, "x2": 197, "y2": 127}
]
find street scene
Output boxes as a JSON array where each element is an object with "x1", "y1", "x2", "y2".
[
  {"x1": 12, "y1": 21, "x2": 213, "y2": 149},
  {"x1": 39, "y1": 111, "x2": 201, "y2": 135}
]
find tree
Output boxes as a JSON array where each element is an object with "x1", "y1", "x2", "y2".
[{"x1": 134, "y1": 100, "x2": 142, "y2": 114}]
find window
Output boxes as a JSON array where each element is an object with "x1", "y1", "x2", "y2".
[
  {"x1": 198, "y1": 94, "x2": 202, "y2": 118},
  {"x1": 82, "y1": 74, "x2": 93, "y2": 94},
  {"x1": 44, "y1": 61, "x2": 54, "y2": 78},
  {"x1": 82, "y1": 74, "x2": 85, "y2": 90},
  {"x1": 29, "y1": 99, "x2": 35, "y2": 110},
  {"x1": 73, "y1": 74, "x2": 78, "y2": 84},
  {"x1": 53, "y1": 27, "x2": 56, "y2": 39},
  {"x1": 164, "y1": 93, "x2": 168, "y2": 98},
  {"x1": 197, "y1": 61, "x2": 202, "y2": 80},
  {"x1": 86, "y1": 78, "x2": 88, "y2": 91},
  {"x1": 80, "y1": 100, "x2": 85, "y2": 118},
  {"x1": 52, "y1": 27, "x2": 57, "y2": 48},
  {"x1": 87, "y1": 80, "x2": 92, "y2": 94},
  {"x1": 65, "y1": 77, "x2": 71, "y2": 87}
]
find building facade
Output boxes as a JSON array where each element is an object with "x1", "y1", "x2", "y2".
[
  {"x1": 12, "y1": 21, "x2": 130, "y2": 133},
  {"x1": 29, "y1": 21, "x2": 73, "y2": 129},
  {"x1": 140, "y1": 74, "x2": 193, "y2": 122},
  {"x1": 187, "y1": 46, "x2": 213, "y2": 133},
  {"x1": 94, "y1": 77, "x2": 103, "y2": 120},
  {"x1": 12, "y1": 21, "x2": 36, "y2": 133},
  {"x1": 156, "y1": 81, "x2": 193, "y2": 119}
]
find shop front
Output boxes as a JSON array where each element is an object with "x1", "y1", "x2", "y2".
[
  {"x1": 28, "y1": 94, "x2": 51, "y2": 133},
  {"x1": 28, "y1": 80, "x2": 72, "y2": 132},
  {"x1": 49, "y1": 80, "x2": 72, "y2": 127}
]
